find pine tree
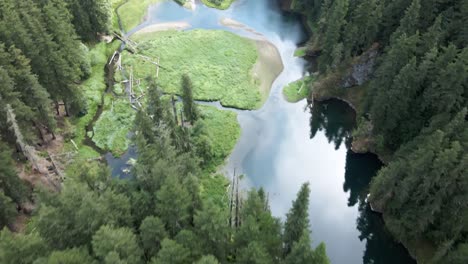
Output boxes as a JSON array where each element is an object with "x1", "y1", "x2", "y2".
[
  {"x1": 283, "y1": 183, "x2": 311, "y2": 256},
  {"x1": 156, "y1": 176, "x2": 191, "y2": 236},
  {"x1": 318, "y1": 0, "x2": 349, "y2": 72},
  {"x1": 34, "y1": 248, "x2": 95, "y2": 264},
  {"x1": 152, "y1": 239, "x2": 190, "y2": 264},
  {"x1": 370, "y1": 109, "x2": 468, "y2": 243},
  {"x1": 92, "y1": 225, "x2": 142, "y2": 263},
  {"x1": 0, "y1": 191, "x2": 16, "y2": 230},
  {"x1": 0, "y1": 140, "x2": 27, "y2": 205},
  {"x1": 194, "y1": 200, "x2": 229, "y2": 260},
  {"x1": 0, "y1": 229, "x2": 49, "y2": 263},
  {"x1": 390, "y1": 0, "x2": 421, "y2": 42},
  {"x1": 139, "y1": 216, "x2": 167, "y2": 260},
  {"x1": 0, "y1": 44, "x2": 56, "y2": 136},
  {"x1": 284, "y1": 232, "x2": 315, "y2": 264},
  {"x1": 237, "y1": 241, "x2": 272, "y2": 264},
  {"x1": 195, "y1": 255, "x2": 220, "y2": 264},
  {"x1": 181, "y1": 74, "x2": 199, "y2": 123},
  {"x1": 39, "y1": 0, "x2": 86, "y2": 114},
  {"x1": 65, "y1": 0, "x2": 111, "y2": 41}
]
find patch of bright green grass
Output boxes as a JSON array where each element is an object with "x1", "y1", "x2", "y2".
[
  {"x1": 127, "y1": 30, "x2": 260, "y2": 109},
  {"x1": 117, "y1": 0, "x2": 160, "y2": 32},
  {"x1": 283, "y1": 76, "x2": 314, "y2": 103},
  {"x1": 68, "y1": 41, "x2": 121, "y2": 159},
  {"x1": 294, "y1": 47, "x2": 307, "y2": 57},
  {"x1": 200, "y1": 173, "x2": 230, "y2": 206},
  {"x1": 198, "y1": 105, "x2": 240, "y2": 205},
  {"x1": 201, "y1": 0, "x2": 235, "y2": 10},
  {"x1": 92, "y1": 95, "x2": 135, "y2": 156},
  {"x1": 199, "y1": 105, "x2": 240, "y2": 166}
]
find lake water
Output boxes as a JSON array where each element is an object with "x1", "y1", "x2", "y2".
[{"x1": 111, "y1": 0, "x2": 416, "y2": 263}]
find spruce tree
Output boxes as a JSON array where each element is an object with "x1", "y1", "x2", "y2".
[
  {"x1": 181, "y1": 74, "x2": 199, "y2": 124},
  {"x1": 283, "y1": 183, "x2": 311, "y2": 256},
  {"x1": 92, "y1": 225, "x2": 142, "y2": 263},
  {"x1": 156, "y1": 176, "x2": 191, "y2": 236},
  {"x1": 139, "y1": 216, "x2": 167, "y2": 260},
  {"x1": 152, "y1": 239, "x2": 190, "y2": 264},
  {"x1": 65, "y1": 0, "x2": 111, "y2": 41}
]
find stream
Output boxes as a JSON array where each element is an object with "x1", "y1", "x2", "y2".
[{"x1": 105, "y1": 0, "x2": 416, "y2": 263}]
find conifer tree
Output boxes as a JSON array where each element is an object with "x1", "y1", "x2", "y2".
[
  {"x1": 181, "y1": 74, "x2": 199, "y2": 124},
  {"x1": 65, "y1": 0, "x2": 111, "y2": 41},
  {"x1": 152, "y1": 239, "x2": 190, "y2": 264},
  {"x1": 92, "y1": 225, "x2": 142, "y2": 263},
  {"x1": 139, "y1": 216, "x2": 167, "y2": 260},
  {"x1": 283, "y1": 183, "x2": 311, "y2": 256}
]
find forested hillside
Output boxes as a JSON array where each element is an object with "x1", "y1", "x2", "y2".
[
  {"x1": 0, "y1": 0, "x2": 330, "y2": 263},
  {"x1": 288, "y1": 0, "x2": 467, "y2": 262},
  {"x1": 0, "y1": 0, "x2": 110, "y2": 223}
]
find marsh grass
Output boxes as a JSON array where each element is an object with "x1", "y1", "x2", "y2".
[
  {"x1": 201, "y1": 0, "x2": 235, "y2": 10},
  {"x1": 294, "y1": 47, "x2": 307, "y2": 57},
  {"x1": 127, "y1": 30, "x2": 261, "y2": 109},
  {"x1": 117, "y1": 0, "x2": 160, "y2": 32},
  {"x1": 68, "y1": 41, "x2": 120, "y2": 159},
  {"x1": 283, "y1": 76, "x2": 315, "y2": 103},
  {"x1": 92, "y1": 95, "x2": 135, "y2": 156}
]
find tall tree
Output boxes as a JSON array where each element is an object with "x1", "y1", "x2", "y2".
[
  {"x1": 283, "y1": 183, "x2": 311, "y2": 256},
  {"x1": 65, "y1": 0, "x2": 111, "y2": 41},
  {"x1": 181, "y1": 74, "x2": 199, "y2": 124},
  {"x1": 194, "y1": 200, "x2": 229, "y2": 260},
  {"x1": 92, "y1": 225, "x2": 142, "y2": 263},
  {"x1": 139, "y1": 216, "x2": 167, "y2": 260},
  {"x1": 156, "y1": 175, "x2": 191, "y2": 236},
  {"x1": 152, "y1": 238, "x2": 190, "y2": 264}
]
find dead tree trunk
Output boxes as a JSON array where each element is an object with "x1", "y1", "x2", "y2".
[
  {"x1": 55, "y1": 102, "x2": 60, "y2": 116},
  {"x1": 6, "y1": 104, "x2": 42, "y2": 173},
  {"x1": 235, "y1": 174, "x2": 240, "y2": 228},
  {"x1": 229, "y1": 170, "x2": 236, "y2": 227}
]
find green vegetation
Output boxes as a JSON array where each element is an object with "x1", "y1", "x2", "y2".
[
  {"x1": 0, "y1": 82, "x2": 326, "y2": 263},
  {"x1": 67, "y1": 41, "x2": 121, "y2": 159},
  {"x1": 117, "y1": 0, "x2": 160, "y2": 32},
  {"x1": 65, "y1": 0, "x2": 112, "y2": 41},
  {"x1": 0, "y1": 140, "x2": 27, "y2": 230},
  {"x1": 201, "y1": 0, "x2": 235, "y2": 10},
  {"x1": 181, "y1": 74, "x2": 200, "y2": 124},
  {"x1": 293, "y1": 0, "x2": 468, "y2": 262},
  {"x1": 198, "y1": 106, "x2": 240, "y2": 168},
  {"x1": 294, "y1": 47, "x2": 307, "y2": 57},
  {"x1": 283, "y1": 76, "x2": 314, "y2": 103},
  {"x1": 127, "y1": 30, "x2": 261, "y2": 109},
  {"x1": 92, "y1": 96, "x2": 134, "y2": 156}
]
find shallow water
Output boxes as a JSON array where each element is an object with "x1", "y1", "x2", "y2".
[{"x1": 110, "y1": 1, "x2": 415, "y2": 263}]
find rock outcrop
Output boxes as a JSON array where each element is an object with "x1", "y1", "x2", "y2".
[{"x1": 342, "y1": 44, "x2": 379, "y2": 88}]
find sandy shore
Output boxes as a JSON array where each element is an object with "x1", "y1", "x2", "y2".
[
  {"x1": 220, "y1": 18, "x2": 266, "y2": 40},
  {"x1": 252, "y1": 40, "x2": 284, "y2": 101},
  {"x1": 221, "y1": 18, "x2": 284, "y2": 101},
  {"x1": 133, "y1": 21, "x2": 191, "y2": 35}
]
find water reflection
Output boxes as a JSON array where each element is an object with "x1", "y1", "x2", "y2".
[
  {"x1": 310, "y1": 100, "x2": 415, "y2": 264},
  {"x1": 309, "y1": 99, "x2": 355, "y2": 150}
]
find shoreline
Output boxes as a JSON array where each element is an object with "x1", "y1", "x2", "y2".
[
  {"x1": 131, "y1": 18, "x2": 284, "y2": 109},
  {"x1": 132, "y1": 21, "x2": 191, "y2": 35},
  {"x1": 220, "y1": 17, "x2": 284, "y2": 105}
]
